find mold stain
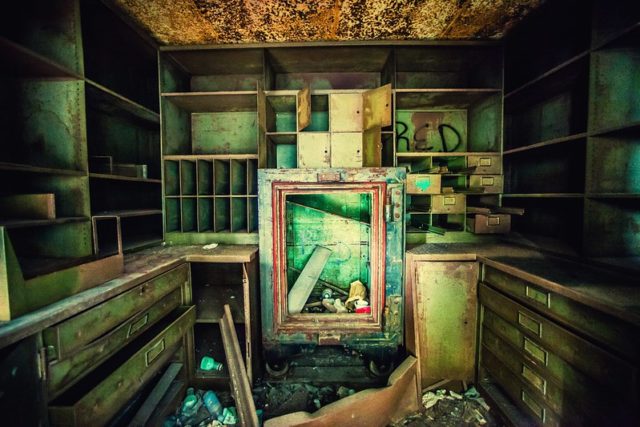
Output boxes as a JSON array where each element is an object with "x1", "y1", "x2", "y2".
[{"x1": 113, "y1": 0, "x2": 546, "y2": 45}]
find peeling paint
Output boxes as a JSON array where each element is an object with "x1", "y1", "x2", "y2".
[{"x1": 111, "y1": 0, "x2": 546, "y2": 45}]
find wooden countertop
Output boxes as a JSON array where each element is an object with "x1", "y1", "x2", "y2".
[
  {"x1": 408, "y1": 243, "x2": 640, "y2": 328},
  {"x1": 0, "y1": 244, "x2": 258, "y2": 348}
]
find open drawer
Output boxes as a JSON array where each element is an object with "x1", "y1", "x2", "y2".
[
  {"x1": 43, "y1": 264, "x2": 189, "y2": 360},
  {"x1": 48, "y1": 306, "x2": 196, "y2": 427}
]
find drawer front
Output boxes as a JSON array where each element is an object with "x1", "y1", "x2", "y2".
[
  {"x1": 479, "y1": 284, "x2": 636, "y2": 395},
  {"x1": 482, "y1": 344, "x2": 562, "y2": 427},
  {"x1": 467, "y1": 154, "x2": 501, "y2": 174},
  {"x1": 469, "y1": 175, "x2": 503, "y2": 194},
  {"x1": 329, "y1": 94, "x2": 363, "y2": 132},
  {"x1": 468, "y1": 214, "x2": 511, "y2": 234},
  {"x1": 44, "y1": 263, "x2": 189, "y2": 359},
  {"x1": 484, "y1": 266, "x2": 640, "y2": 361},
  {"x1": 47, "y1": 289, "x2": 182, "y2": 398},
  {"x1": 407, "y1": 174, "x2": 442, "y2": 195},
  {"x1": 431, "y1": 194, "x2": 465, "y2": 214},
  {"x1": 49, "y1": 306, "x2": 195, "y2": 427},
  {"x1": 482, "y1": 323, "x2": 622, "y2": 424}
]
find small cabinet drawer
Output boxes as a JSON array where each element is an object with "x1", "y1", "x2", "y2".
[
  {"x1": 431, "y1": 194, "x2": 465, "y2": 214},
  {"x1": 47, "y1": 289, "x2": 182, "y2": 398},
  {"x1": 469, "y1": 175, "x2": 503, "y2": 193},
  {"x1": 467, "y1": 154, "x2": 501, "y2": 174},
  {"x1": 407, "y1": 174, "x2": 442, "y2": 195},
  {"x1": 468, "y1": 214, "x2": 511, "y2": 234},
  {"x1": 479, "y1": 284, "x2": 637, "y2": 397},
  {"x1": 43, "y1": 263, "x2": 189, "y2": 360},
  {"x1": 49, "y1": 306, "x2": 195, "y2": 427},
  {"x1": 484, "y1": 266, "x2": 640, "y2": 361},
  {"x1": 298, "y1": 133, "x2": 330, "y2": 168}
]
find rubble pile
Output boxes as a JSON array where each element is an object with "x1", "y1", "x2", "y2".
[{"x1": 394, "y1": 386, "x2": 494, "y2": 427}]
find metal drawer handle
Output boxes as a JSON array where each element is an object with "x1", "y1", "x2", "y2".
[
  {"x1": 525, "y1": 286, "x2": 550, "y2": 307},
  {"x1": 522, "y1": 364, "x2": 547, "y2": 395},
  {"x1": 444, "y1": 196, "x2": 456, "y2": 205},
  {"x1": 481, "y1": 176, "x2": 495, "y2": 186},
  {"x1": 145, "y1": 338, "x2": 166, "y2": 367},
  {"x1": 521, "y1": 390, "x2": 546, "y2": 422},
  {"x1": 127, "y1": 313, "x2": 149, "y2": 338},
  {"x1": 523, "y1": 337, "x2": 548, "y2": 365},
  {"x1": 518, "y1": 311, "x2": 542, "y2": 337}
]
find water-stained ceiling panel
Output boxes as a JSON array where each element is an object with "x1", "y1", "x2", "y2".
[{"x1": 112, "y1": 0, "x2": 545, "y2": 45}]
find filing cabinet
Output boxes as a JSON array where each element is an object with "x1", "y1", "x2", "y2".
[{"x1": 431, "y1": 194, "x2": 466, "y2": 214}]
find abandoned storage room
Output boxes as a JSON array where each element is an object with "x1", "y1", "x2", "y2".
[{"x1": 2, "y1": 0, "x2": 640, "y2": 425}]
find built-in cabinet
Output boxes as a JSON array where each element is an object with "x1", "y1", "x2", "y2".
[
  {"x1": 160, "y1": 44, "x2": 504, "y2": 246},
  {"x1": 504, "y1": 0, "x2": 640, "y2": 262}
]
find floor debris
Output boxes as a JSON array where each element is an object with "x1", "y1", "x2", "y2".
[
  {"x1": 394, "y1": 385, "x2": 495, "y2": 427},
  {"x1": 253, "y1": 382, "x2": 346, "y2": 419}
]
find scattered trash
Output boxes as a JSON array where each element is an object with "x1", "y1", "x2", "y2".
[
  {"x1": 200, "y1": 356, "x2": 224, "y2": 372},
  {"x1": 336, "y1": 386, "x2": 356, "y2": 399},
  {"x1": 345, "y1": 280, "x2": 368, "y2": 310},
  {"x1": 202, "y1": 243, "x2": 219, "y2": 250},
  {"x1": 395, "y1": 384, "x2": 494, "y2": 427},
  {"x1": 203, "y1": 390, "x2": 223, "y2": 418},
  {"x1": 322, "y1": 288, "x2": 333, "y2": 299},
  {"x1": 334, "y1": 298, "x2": 348, "y2": 313},
  {"x1": 253, "y1": 382, "x2": 359, "y2": 420},
  {"x1": 218, "y1": 407, "x2": 237, "y2": 425},
  {"x1": 322, "y1": 298, "x2": 337, "y2": 313}
]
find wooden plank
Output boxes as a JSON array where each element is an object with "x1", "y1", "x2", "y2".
[
  {"x1": 129, "y1": 363, "x2": 183, "y2": 427},
  {"x1": 0, "y1": 194, "x2": 55, "y2": 219},
  {"x1": 264, "y1": 356, "x2": 420, "y2": 427},
  {"x1": 287, "y1": 246, "x2": 332, "y2": 314},
  {"x1": 146, "y1": 380, "x2": 187, "y2": 427},
  {"x1": 220, "y1": 304, "x2": 258, "y2": 427}
]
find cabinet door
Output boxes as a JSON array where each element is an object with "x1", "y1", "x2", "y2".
[
  {"x1": 297, "y1": 86, "x2": 311, "y2": 131},
  {"x1": 363, "y1": 84, "x2": 392, "y2": 129},
  {"x1": 413, "y1": 261, "x2": 478, "y2": 388},
  {"x1": 330, "y1": 132, "x2": 363, "y2": 167},
  {"x1": 329, "y1": 93, "x2": 363, "y2": 132},
  {"x1": 298, "y1": 133, "x2": 330, "y2": 168}
]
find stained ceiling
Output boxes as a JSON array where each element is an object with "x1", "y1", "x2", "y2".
[{"x1": 112, "y1": 0, "x2": 546, "y2": 45}]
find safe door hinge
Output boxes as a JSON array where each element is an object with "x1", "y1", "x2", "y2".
[
  {"x1": 386, "y1": 184, "x2": 403, "y2": 222},
  {"x1": 37, "y1": 346, "x2": 52, "y2": 381}
]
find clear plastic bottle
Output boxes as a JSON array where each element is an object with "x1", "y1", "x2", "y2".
[{"x1": 203, "y1": 390, "x2": 223, "y2": 418}]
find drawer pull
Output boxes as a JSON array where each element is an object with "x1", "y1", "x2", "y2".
[
  {"x1": 523, "y1": 337, "x2": 548, "y2": 365},
  {"x1": 518, "y1": 311, "x2": 542, "y2": 337},
  {"x1": 525, "y1": 286, "x2": 550, "y2": 307},
  {"x1": 145, "y1": 338, "x2": 166, "y2": 366},
  {"x1": 481, "y1": 176, "x2": 495, "y2": 186},
  {"x1": 444, "y1": 196, "x2": 456, "y2": 205},
  {"x1": 127, "y1": 313, "x2": 149, "y2": 338},
  {"x1": 479, "y1": 157, "x2": 492, "y2": 166},
  {"x1": 521, "y1": 390, "x2": 546, "y2": 422},
  {"x1": 522, "y1": 364, "x2": 547, "y2": 395}
]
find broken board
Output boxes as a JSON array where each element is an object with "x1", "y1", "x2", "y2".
[{"x1": 287, "y1": 246, "x2": 332, "y2": 314}]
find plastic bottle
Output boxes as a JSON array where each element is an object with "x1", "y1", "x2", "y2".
[
  {"x1": 180, "y1": 387, "x2": 202, "y2": 419},
  {"x1": 203, "y1": 390, "x2": 223, "y2": 418}
]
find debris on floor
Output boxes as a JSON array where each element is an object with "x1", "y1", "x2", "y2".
[
  {"x1": 162, "y1": 387, "x2": 241, "y2": 427},
  {"x1": 253, "y1": 382, "x2": 356, "y2": 419},
  {"x1": 394, "y1": 385, "x2": 495, "y2": 427}
]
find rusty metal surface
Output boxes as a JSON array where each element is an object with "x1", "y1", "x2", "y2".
[{"x1": 113, "y1": 0, "x2": 545, "y2": 45}]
